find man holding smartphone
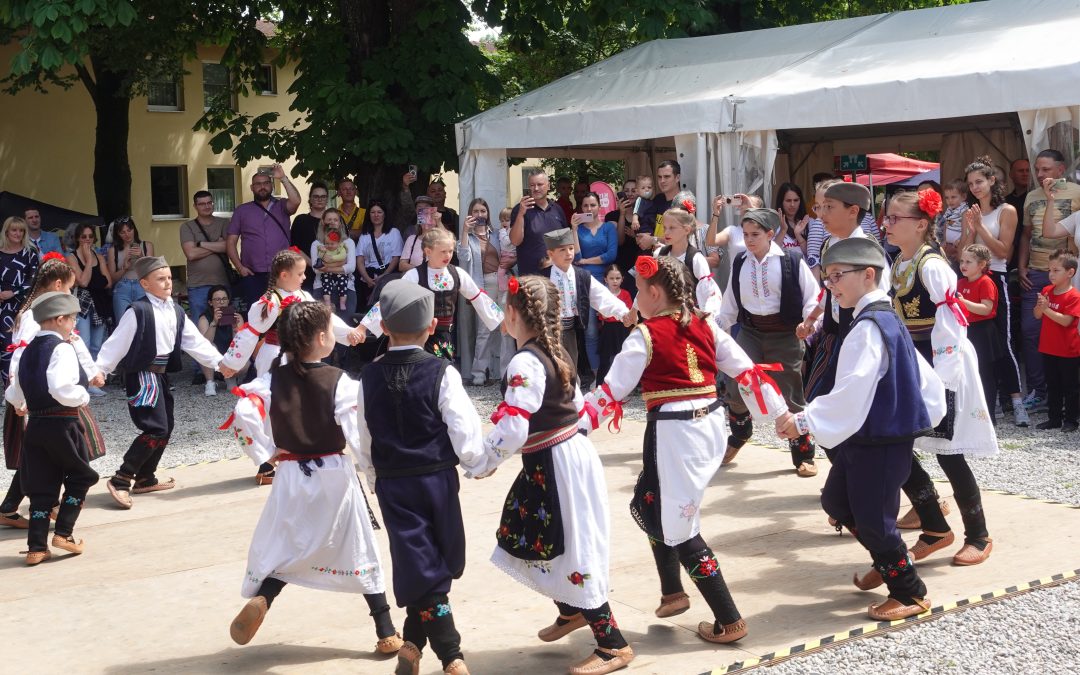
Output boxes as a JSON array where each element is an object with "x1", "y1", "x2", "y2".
[{"x1": 508, "y1": 171, "x2": 570, "y2": 275}]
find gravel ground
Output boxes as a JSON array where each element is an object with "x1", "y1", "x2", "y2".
[{"x1": 2, "y1": 368, "x2": 1077, "y2": 674}]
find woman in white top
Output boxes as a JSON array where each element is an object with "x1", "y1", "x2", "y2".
[
  {"x1": 957, "y1": 155, "x2": 1025, "y2": 426},
  {"x1": 355, "y1": 199, "x2": 402, "y2": 309},
  {"x1": 309, "y1": 209, "x2": 357, "y2": 318}
]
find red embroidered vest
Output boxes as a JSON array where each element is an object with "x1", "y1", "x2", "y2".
[{"x1": 638, "y1": 313, "x2": 718, "y2": 410}]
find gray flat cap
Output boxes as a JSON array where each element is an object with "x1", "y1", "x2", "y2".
[
  {"x1": 821, "y1": 236, "x2": 887, "y2": 269},
  {"x1": 741, "y1": 208, "x2": 781, "y2": 232},
  {"x1": 543, "y1": 227, "x2": 575, "y2": 249},
  {"x1": 133, "y1": 256, "x2": 169, "y2": 279},
  {"x1": 823, "y1": 182, "x2": 872, "y2": 210},
  {"x1": 31, "y1": 291, "x2": 81, "y2": 323},
  {"x1": 380, "y1": 279, "x2": 435, "y2": 334}
]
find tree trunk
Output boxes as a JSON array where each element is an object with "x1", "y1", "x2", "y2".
[{"x1": 89, "y1": 54, "x2": 132, "y2": 225}]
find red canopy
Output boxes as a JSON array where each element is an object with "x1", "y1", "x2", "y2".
[{"x1": 846, "y1": 153, "x2": 940, "y2": 186}]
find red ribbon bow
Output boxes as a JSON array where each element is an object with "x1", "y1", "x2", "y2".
[
  {"x1": 936, "y1": 290, "x2": 969, "y2": 328},
  {"x1": 5, "y1": 340, "x2": 28, "y2": 353},
  {"x1": 490, "y1": 401, "x2": 531, "y2": 425},
  {"x1": 218, "y1": 387, "x2": 267, "y2": 430},
  {"x1": 735, "y1": 363, "x2": 783, "y2": 416},
  {"x1": 279, "y1": 295, "x2": 301, "y2": 311},
  {"x1": 580, "y1": 383, "x2": 624, "y2": 433},
  {"x1": 41, "y1": 251, "x2": 67, "y2": 264}
]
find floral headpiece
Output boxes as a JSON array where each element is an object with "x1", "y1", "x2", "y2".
[
  {"x1": 636, "y1": 256, "x2": 659, "y2": 279},
  {"x1": 327, "y1": 230, "x2": 340, "y2": 243},
  {"x1": 681, "y1": 198, "x2": 696, "y2": 215},
  {"x1": 918, "y1": 190, "x2": 943, "y2": 220},
  {"x1": 41, "y1": 251, "x2": 67, "y2": 264},
  {"x1": 508, "y1": 276, "x2": 520, "y2": 295},
  {"x1": 288, "y1": 246, "x2": 303, "y2": 255}
]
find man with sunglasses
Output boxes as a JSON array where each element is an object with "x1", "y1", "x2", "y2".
[{"x1": 226, "y1": 164, "x2": 300, "y2": 307}]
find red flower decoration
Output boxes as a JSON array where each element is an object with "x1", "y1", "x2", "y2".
[
  {"x1": 918, "y1": 189, "x2": 943, "y2": 220},
  {"x1": 508, "y1": 276, "x2": 520, "y2": 295},
  {"x1": 327, "y1": 230, "x2": 341, "y2": 242},
  {"x1": 288, "y1": 245, "x2": 303, "y2": 255},
  {"x1": 643, "y1": 491, "x2": 655, "y2": 505},
  {"x1": 280, "y1": 295, "x2": 301, "y2": 310},
  {"x1": 568, "y1": 572, "x2": 585, "y2": 586},
  {"x1": 498, "y1": 524, "x2": 510, "y2": 537},
  {"x1": 532, "y1": 470, "x2": 545, "y2": 488},
  {"x1": 533, "y1": 537, "x2": 545, "y2": 553},
  {"x1": 681, "y1": 198, "x2": 696, "y2": 215},
  {"x1": 509, "y1": 374, "x2": 526, "y2": 387},
  {"x1": 41, "y1": 251, "x2": 67, "y2": 264},
  {"x1": 636, "y1": 256, "x2": 659, "y2": 279}
]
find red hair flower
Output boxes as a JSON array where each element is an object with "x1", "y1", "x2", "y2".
[
  {"x1": 327, "y1": 230, "x2": 340, "y2": 243},
  {"x1": 288, "y1": 245, "x2": 303, "y2": 255},
  {"x1": 681, "y1": 198, "x2": 696, "y2": 215},
  {"x1": 508, "y1": 276, "x2": 520, "y2": 295},
  {"x1": 636, "y1": 256, "x2": 659, "y2": 279},
  {"x1": 41, "y1": 251, "x2": 67, "y2": 264},
  {"x1": 918, "y1": 190, "x2": 943, "y2": 220}
]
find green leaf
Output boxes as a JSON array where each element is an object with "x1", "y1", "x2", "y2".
[
  {"x1": 40, "y1": 44, "x2": 62, "y2": 71},
  {"x1": 50, "y1": 21, "x2": 72, "y2": 42},
  {"x1": 115, "y1": 1, "x2": 137, "y2": 26}
]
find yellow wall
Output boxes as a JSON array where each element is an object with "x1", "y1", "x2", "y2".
[{"x1": 0, "y1": 44, "x2": 308, "y2": 267}]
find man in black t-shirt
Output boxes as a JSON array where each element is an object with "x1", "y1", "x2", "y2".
[{"x1": 634, "y1": 160, "x2": 683, "y2": 251}]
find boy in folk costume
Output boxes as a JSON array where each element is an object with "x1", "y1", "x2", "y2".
[
  {"x1": 717, "y1": 208, "x2": 821, "y2": 476},
  {"x1": 95, "y1": 257, "x2": 236, "y2": 509},
  {"x1": 356, "y1": 280, "x2": 487, "y2": 675},
  {"x1": 224, "y1": 301, "x2": 400, "y2": 653},
  {"x1": 777, "y1": 237, "x2": 946, "y2": 620},
  {"x1": 481, "y1": 275, "x2": 633, "y2": 675},
  {"x1": 6, "y1": 292, "x2": 100, "y2": 565},
  {"x1": 583, "y1": 256, "x2": 786, "y2": 645}
]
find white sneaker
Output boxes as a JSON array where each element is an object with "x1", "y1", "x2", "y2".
[
  {"x1": 1013, "y1": 405, "x2": 1030, "y2": 427},
  {"x1": 204, "y1": 382, "x2": 217, "y2": 397}
]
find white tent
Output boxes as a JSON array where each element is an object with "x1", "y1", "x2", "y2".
[{"x1": 456, "y1": 0, "x2": 1080, "y2": 218}]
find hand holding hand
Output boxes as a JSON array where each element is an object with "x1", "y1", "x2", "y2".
[
  {"x1": 622, "y1": 308, "x2": 638, "y2": 328},
  {"x1": 474, "y1": 467, "x2": 498, "y2": 479},
  {"x1": 347, "y1": 327, "x2": 366, "y2": 345},
  {"x1": 219, "y1": 365, "x2": 237, "y2": 379},
  {"x1": 89, "y1": 373, "x2": 106, "y2": 388},
  {"x1": 775, "y1": 412, "x2": 798, "y2": 439},
  {"x1": 795, "y1": 318, "x2": 815, "y2": 340}
]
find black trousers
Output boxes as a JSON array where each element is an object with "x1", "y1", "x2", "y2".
[
  {"x1": 20, "y1": 417, "x2": 99, "y2": 551},
  {"x1": 1043, "y1": 354, "x2": 1080, "y2": 424},
  {"x1": 1, "y1": 468, "x2": 24, "y2": 513},
  {"x1": 904, "y1": 453, "x2": 989, "y2": 545},
  {"x1": 116, "y1": 371, "x2": 174, "y2": 485}
]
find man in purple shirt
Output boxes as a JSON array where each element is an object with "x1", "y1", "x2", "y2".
[
  {"x1": 509, "y1": 171, "x2": 570, "y2": 275},
  {"x1": 227, "y1": 164, "x2": 301, "y2": 306}
]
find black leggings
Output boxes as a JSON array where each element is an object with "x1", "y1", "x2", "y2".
[
  {"x1": 902, "y1": 453, "x2": 988, "y2": 545},
  {"x1": 0, "y1": 469, "x2": 24, "y2": 513},
  {"x1": 401, "y1": 593, "x2": 463, "y2": 669},
  {"x1": 256, "y1": 578, "x2": 396, "y2": 639},
  {"x1": 554, "y1": 601, "x2": 628, "y2": 651},
  {"x1": 649, "y1": 534, "x2": 741, "y2": 625}
]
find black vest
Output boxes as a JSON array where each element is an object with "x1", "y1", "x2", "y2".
[
  {"x1": 731, "y1": 248, "x2": 805, "y2": 328},
  {"x1": 657, "y1": 244, "x2": 703, "y2": 299},
  {"x1": 269, "y1": 362, "x2": 347, "y2": 454},
  {"x1": 545, "y1": 265, "x2": 592, "y2": 329},
  {"x1": 890, "y1": 245, "x2": 941, "y2": 341},
  {"x1": 118, "y1": 297, "x2": 185, "y2": 372},
  {"x1": 20, "y1": 334, "x2": 87, "y2": 413},
  {"x1": 501, "y1": 342, "x2": 578, "y2": 435},
  {"x1": 361, "y1": 348, "x2": 456, "y2": 478},
  {"x1": 417, "y1": 262, "x2": 461, "y2": 322}
]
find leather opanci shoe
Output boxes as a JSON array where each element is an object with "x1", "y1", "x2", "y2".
[
  {"x1": 567, "y1": 645, "x2": 635, "y2": 674},
  {"x1": 952, "y1": 538, "x2": 993, "y2": 566},
  {"x1": 654, "y1": 592, "x2": 690, "y2": 618},
  {"x1": 910, "y1": 530, "x2": 955, "y2": 561},
  {"x1": 852, "y1": 567, "x2": 883, "y2": 590},
  {"x1": 867, "y1": 596, "x2": 930, "y2": 621},
  {"x1": 696, "y1": 618, "x2": 747, "y2": 644},
  {"x1": 537, "y1": 613, "x2": 587, "y2": 642}
]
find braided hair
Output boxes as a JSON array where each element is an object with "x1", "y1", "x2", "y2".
[
  {"x1": 17, "y1": 255, "x2": 76, "y2": 326},
  {"x1": 505, "y1": 275, "x2": 574, "y2": 394},
  {"x1": 269, "y1": 300, "x2": 332, "y2": 376},
  {"x1": 261, "y1": 248, "x2": 306, "y2": 320},
  {"x1": 639, "y1": 256, "x2": 706, "y2": 327}
]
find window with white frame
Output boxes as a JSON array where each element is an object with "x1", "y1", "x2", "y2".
[
  {"x1": 206, "y1": 167, "x2": 238, "y2": 215},
  {"x1": 255, "y1": 64, "x2": 277, "y2": 95},
  {"x1": 150, "y1": 166, "x2": 188, "y2": 219},
  {"x1": 202, "y1": 62, "x2": 235, "y2": 111},
  {"x1": 147, "y1": 70, "x2": 183, "y2": 111}
]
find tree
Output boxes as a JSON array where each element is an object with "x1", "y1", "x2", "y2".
[{"x1": 1, "y1": 1, "x2": 269, "y2": 222}]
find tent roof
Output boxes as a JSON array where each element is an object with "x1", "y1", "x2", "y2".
[{"x1": 458, "y1": 0, "x2": 1080, "y2": 153}]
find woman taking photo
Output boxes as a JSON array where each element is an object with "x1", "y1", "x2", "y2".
[
  {"x1": 774, "y1": 182, "x2": 809, "y2": 252},
  {"x1": 355, "y1": 199, "x2": 403, "y2": 309},
  {"x1": 573, "y1": 191, "x2": 618, "y2": 380},
  {"x1": 106, "y1": 216, "x2": 153, "y2": 322},
  {"x1": 197, "y1": 285, "x2": 246, "y2": 396},
  {"x1": 0, "y1": 216, "x2": 38, "y2": 381},
  {"x1": 66, "y1": 223, "x2": 110, "y2": 395},
  {"x1": 457, "y1": 197, "x2": 502, "y2": 385}
]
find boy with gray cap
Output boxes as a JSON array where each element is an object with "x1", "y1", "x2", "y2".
[
  {"x1": 95, "y1": 257, "x2": 235, "y2": 509},
  {"x1": 777, "y1": 237, "x2": 944, "y2": 620},
  {"x1": 356, "y1": 279, "x2": 486, "y2": 675},
  {"x1": 6, "y1": 292, "x2": 100, "y2": 565}
]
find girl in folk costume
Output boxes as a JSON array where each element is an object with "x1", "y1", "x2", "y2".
[
  {"x1": 883, "y1": 190, "x2": 998, "y2": 566},
  {"x1": 223, "y1": 301, "x2": 400, "y2": 653},
  {"x1": 481, "y1": 275, "x2": 633, "y2": 675},
  {"x1": 2, "y1": 253, "x2": 105, "y2": 529},
  {"x1": 649, "y1": 203, "x2": 723, "y2": 317},
  {"x1": 717, "y1": 208, "x2": 821, "y2": 477},
  {"x1": 221, "y1": 248, "x2": 364, "y2": 485},
  {"x1": 583, "y1": 256, "x2": 786, "y2": 645},
  {"x1": 361, "y1": 228, "x2": 504, "y2": 361}
]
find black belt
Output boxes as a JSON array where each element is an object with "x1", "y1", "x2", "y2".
[
  {"x1": 29, "y1": 407, "x2": 79, "y2": 418},
  {"x1": 646, "y1": 398, "x2": 723, "y2": 422},
  {"x1": 375, "y1": 459, "x2": 458, "y2": 479}
]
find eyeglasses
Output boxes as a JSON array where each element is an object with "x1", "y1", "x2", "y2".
[
  {"x1": 881, "y1": 215, "x2": 923, "y2": 226},
  {"x1": 210, "y1": 296, "x2": 231, "y2": 303},
  {"x1": 311, "y1": 194, "x2": 329, "y2": 200},
  {"x1": 823, "y1": 268, "x2": 866, "y2": 285}
]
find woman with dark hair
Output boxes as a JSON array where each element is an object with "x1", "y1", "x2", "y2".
[
  {"x1": 355, "y1": 199, "x2": 403, "y2": 310},
  {"x1": 106, "y1": 216, "x2": 154, "y2": 322},
  {"x1": 572, "y1": 191, "x2": 618, "y2": 381},
  {"x1": 773, "y1": 182, "x2": 808, "y2": 252},
  {"x1": 66, "y1": 223, "x2": 110, "y2": 391},
  {"x1": 0, "y1": 217, "x2": 38, "y2": 381},
  {"x1": 197, "y1": 284, "x2": 247, "y2": 396}
]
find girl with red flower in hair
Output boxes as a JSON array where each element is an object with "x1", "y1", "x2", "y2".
[
  {"x1": 583, "y1": 256, "x2": 786, "y2": 646},
  {"x1": 883, "y1": 189, "x2": 998, "y2": 568},
  {"x1": 481, "y1": 274, "x2": 633, "y2": 675}
]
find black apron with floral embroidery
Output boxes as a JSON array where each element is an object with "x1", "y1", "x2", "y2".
[
  {"x1": 496, "y1": 448, "x2": 565, "y2": 560},
  {"x1": 630, "y1": 420, "x2": 664, "y2": 541}
]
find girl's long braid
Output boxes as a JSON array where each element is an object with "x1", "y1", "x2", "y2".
[
  {"x1": 261, "y1": 249, "x2": 305, "y2": 321},
  {"x1": 509, "y1": 275, "x2": 574, "y2": 393},
  {"x1": 651, "y1": 256, "x2": 706, "y2": 327},
  {"x1": 269, "y1": 300, "x2": 331, "y2": 376},
  {"x1": 17, "y1": 257, "x2": 76, "y2": 320}
]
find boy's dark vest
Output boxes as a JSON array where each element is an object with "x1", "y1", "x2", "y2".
[
  {"x1": 270, "y1": 362, "x2": 347, "y2": 454},
  {"x1": 731, "y1": 248, "x2": 805, "y2": 330},
  {"x1": 361, "y1": 348, "x2": 456, "y2": 477},
  {"x1": 844, "y1": 301, "x2": 933, "y2": 445},
  {"x1": 890, "y1": 244, "x2": 941, "y2": 342},
  {"x1": 118, "y1": 297, "x2": 185, "y2": 372},
  {"x1": 544, "y1": 265, "x2": 592, "y2": 329},
  {"x1": 657, "y1": 244, "x2": 704, "y2": 300},
  {"x1": 416, "y1": 262, "x2": 461, "y2": 327},
  {"x1": 20, "y1": 335, "x2": 88, "y2": 412},
  {"x1": 502, "y1": 342, "x2": 578, "y2": 439}
]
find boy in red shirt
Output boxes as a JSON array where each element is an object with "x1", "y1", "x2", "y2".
[
  {"x1": 1034, "y1": 249, "x2": 1080, "y2": 431},
  {"x1": 957, "y1": 244, "x2": 1004, "y2": 426}
]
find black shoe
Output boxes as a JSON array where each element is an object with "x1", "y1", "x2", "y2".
[
  {"x1": 1063, "y1": 421, "x2": 1079, "y2": 433},
  {"x1": 1036, "y1": 420, "x2": 1062, "y2": 430}
]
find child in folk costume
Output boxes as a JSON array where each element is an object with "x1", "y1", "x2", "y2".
[
  {"x1": 2, "y1": 253, "x2": 104, "y2": 529},
  {"x1": 361, "y1": 228, "x2": 504, "y2": 362},
  {"x1": 649, "y1": 204, "x2": 723, "y2": 317},
  {"x1": 776, "y1": 237, "x2": 946, "y2": 620},
  {"x1": 224, "y1": 301, "x2": 400, "y2": 652},
  {"x1": 95, "y1": 257, "x2": 236, "y2": 509},
  {"x1": 6, "y1": 292, "x2": 101, "y2": 565},
  {"x1": 883, "y1": 190, "x2": 998, "y2": 566},
  {"x1": 356, "y1": 280, "x2": 487, "y2": 675},
  {"x1": 481, "y1": 274, "x2": 633, "y2": 675},
  {"x1": 220, "y1": 248, "x2": 365, "y2": 485},
  {"x1": 717, "y1": 208, "x2": 821, "y2": 477},
  {"x1": 956, "y1": 245, "x2": 1005, "y2": 421},
  {"x1": 583, "y1": 256, "x2": 786, "y2": 645}
]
